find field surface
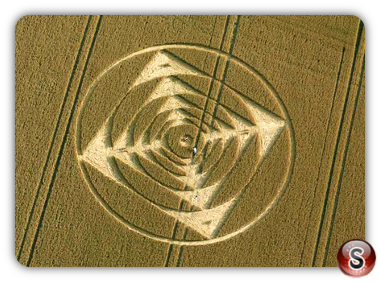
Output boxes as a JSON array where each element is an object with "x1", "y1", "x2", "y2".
[{"x1": 15, "y1": 15, "x2": 365, "y2": 267}]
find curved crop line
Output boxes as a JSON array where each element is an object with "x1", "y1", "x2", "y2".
[
  {"x1": 148, "y1": 150, "x2": 185, "y2": 177},
  {"x1": 75, "y1": 44, "x2": 296, "y2": 246}
]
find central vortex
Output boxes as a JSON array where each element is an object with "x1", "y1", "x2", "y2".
[
  {"x1": 76, "y1": 44, "x2": 294, "y2": 245},
  {"x1": 166, "y1": 124, "x2": 205, "y2": 159}
]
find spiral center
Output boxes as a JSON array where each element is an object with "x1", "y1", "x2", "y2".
[{"x1": 165, "y1": 124, "x2": 204, "y2": 159}]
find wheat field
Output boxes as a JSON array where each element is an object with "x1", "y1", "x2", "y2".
[{"x1": 15, "y1": 15, "x2": 365, "y2": 267}]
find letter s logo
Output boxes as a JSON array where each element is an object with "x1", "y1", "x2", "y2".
[{"x1": 349, "y1": 247, "x2": 365, "y2": 270}]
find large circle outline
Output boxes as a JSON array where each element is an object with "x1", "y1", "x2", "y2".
[{"x1": 75, "y1": 44, "x2": 296, "y2": 246}]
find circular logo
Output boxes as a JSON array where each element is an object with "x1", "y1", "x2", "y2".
[
  {"x1": 75, "y1": 44, "x2": 295, "y2": 245},
  {"x1": 337, "y1": 239, "x2": 376, "y2": 277}
]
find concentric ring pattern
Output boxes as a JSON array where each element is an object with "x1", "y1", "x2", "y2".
[{"x1": 76, "y1": 45, "x2": 294, "y2": 245}]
